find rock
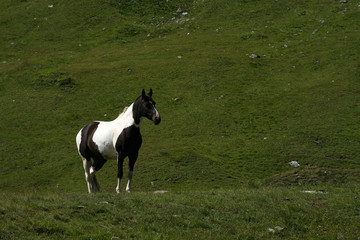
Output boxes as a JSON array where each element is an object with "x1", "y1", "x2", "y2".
[
  {"x1": 289, "y1": 161, "x2": 300, "y2": 168},
  {"x1": 340, "y1": 0, "x2": 347, "y2": 3},
  {"x1": 173, "y1": 98, "x2": 183, "y2": 102},
  {"x1": 249, "y1": 54, "x2": 260, "y2": 59},
  {"x1": 274, "y1": 226, "x2": 284, "y2": 231},
  {"x1": 301, "y1": 190, "x2": 327, "y2": 194},
  {"x1": 268, "y1": 226, "x2": 284, "y2": 233},
  {"x1": 154, "y1": 190, "x2": 168, "y2": 194}
]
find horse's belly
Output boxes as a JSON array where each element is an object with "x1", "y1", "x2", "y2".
[{"x1": 99, "y1": 144, "x2": 117, "y2": 159}]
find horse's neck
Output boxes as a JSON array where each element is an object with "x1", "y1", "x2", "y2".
[{"x1": 114, "y1": 103, "x2": 141, "y2": 128}]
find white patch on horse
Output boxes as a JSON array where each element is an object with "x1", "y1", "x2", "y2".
[
  {"x1": 154, "y1": 106, "x2": 160, "y2": 119},
  {"x1": 126, "y1": 170, "x2": 133, "y2": 192},
  {"x1": 92, "y1": 103, "x2": 137, "y2": 160},
  {"x1": 116, "y1": 178, "x2": 121, "y2": 193}
]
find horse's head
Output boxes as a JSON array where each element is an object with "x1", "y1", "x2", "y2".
[{"x1": 133, "y1": 89, "x2": 161, "y2": 125}]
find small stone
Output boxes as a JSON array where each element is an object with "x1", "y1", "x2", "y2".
[
  {"x1": 274, "y1": 226, "x2": 284, "y2": 231},
  {"x1": 154, "y1": 190, "x2": 168, "y2": 194},
  {"x1": 289, "y1": 161, "x2": 300, "y2": 168},
  {"x1": 249, "y1": 54, "x2": 260, "y2": 59},
  {"x1": 301, "y1": 190, "x2": 327, "y2": 194},
  {"x1": 173, "y1": 98, "x2": 183, "y2": 102}
]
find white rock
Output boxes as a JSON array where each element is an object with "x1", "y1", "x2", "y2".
[
  {"x1": 289, "y1": 161, "x2": 300, "y2": 168},
  {"x1": 154, "y1": 190, "x2": 168, "y2": 194},
  {"x1": 274, "y1": 226, "x2": 284, "y2": 231},
  {"x1": 301, "y1": 190, "x2": 327, "y2": 194},
  {"x1": 249, "y1": 54, "x2": 260, "y2": 59}
]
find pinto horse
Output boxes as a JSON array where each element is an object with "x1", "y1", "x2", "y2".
[{"x1": 76, "y1": 89, "x2": 160, "y2": 193}]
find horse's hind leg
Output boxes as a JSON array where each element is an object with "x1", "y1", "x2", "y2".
[
  {"x1": 89, "y1": 164, "x2": 100, "y2": 192},
  {"x1": 82, "y1": 157, "x2": 100, "y2": 193},
  {"x1": 82, "y1": 158, "x2": 92, "y2": 193}
]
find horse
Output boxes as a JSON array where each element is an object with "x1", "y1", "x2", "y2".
[{"x1": 76, "y1": 89, "x2": 161, "y2": 193}]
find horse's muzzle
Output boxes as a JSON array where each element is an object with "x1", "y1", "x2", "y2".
[{"x1": 153, "y1": 115, "x2": 161, "y2": 125}]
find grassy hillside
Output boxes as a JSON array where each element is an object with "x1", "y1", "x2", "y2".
[
  {"x1": 1, "y1": 0, "x2": 359, "y2": 193},
  {"x1": 1, "y1": 0, "x2": 360, "y2": 238}
]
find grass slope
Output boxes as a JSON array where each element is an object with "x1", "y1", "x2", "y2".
[
  {"x1": 1, "y1": 186, "x2": 360, "y2": 239},
  {"x1": 1, "y1": 0, "x2": 359, "y2": 193},
  {"x1": 0, "y1": 0, "x2": 359, "y2": 237}
]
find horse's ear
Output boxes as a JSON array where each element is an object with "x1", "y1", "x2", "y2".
[
  {"x1": 142, "y1": 89, "x2": 146, "y2": 99},
  {"x1": 149, "y1": 88, "x2": 153, "y2": 96}
]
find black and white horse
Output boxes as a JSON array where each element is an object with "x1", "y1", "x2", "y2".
[{"x1": 76, "y1": 89, "x2": 161, "y2": 193}]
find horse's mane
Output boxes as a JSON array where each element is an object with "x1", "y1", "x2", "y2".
[{"x1": 118, "y1": 106, "x2": 129, "y2": 118}]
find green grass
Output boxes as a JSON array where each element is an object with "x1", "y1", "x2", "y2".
[
  {"x1": 1, "y1": 186, "x2": 359, "y2": 239},
  {"x1": 0, "y1": 0, "x2": 359, "y2": 238}
]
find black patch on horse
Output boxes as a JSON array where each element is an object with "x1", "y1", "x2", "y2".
[
  {"x1": 115, "y1": 125, "x2": 142, "y2": 155},
  {"x1": 80, "y1": 121, "x2": 107, "y2": 171}
]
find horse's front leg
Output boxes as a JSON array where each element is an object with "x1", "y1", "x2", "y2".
[
  {"x1": 126, "y1": 152, "x2": 138, "y2": 192},
  {"x1": 116, "y1": 152, "x2": 125, "y2": 193}
]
